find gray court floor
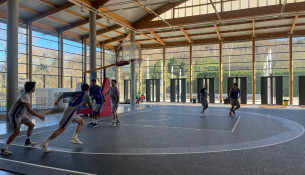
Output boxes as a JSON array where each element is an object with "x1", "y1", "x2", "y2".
[{"x1": 0, "y1": 104, "x2": 305, "y2": 175}]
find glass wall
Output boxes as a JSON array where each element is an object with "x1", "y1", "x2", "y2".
[
  {"x1": 142, "y1": 48, "x2": 163, "y2": 100},
  {"x1": 293, "y1": 37, "x2": 305, "y2": 105},
  {"x1": 223, "y1": 41, "x2": 252, "y2": 103},
  {"x1": 192, "y1": 44, "x2": 219, "y2": 102},
  {"x1": 105, "y1": 49, "x2": 117, "y2": 80},
  {"x1": 256, "y1": 39, "x2": 289, "y2": 104},
  {"x1": 32, "y1": 31, "x2": 59, "y2": 88},
  {"x1": 166, "y1": 46, "x2": 190, "y2": 102},
  {"x1": 63, "y1": 39, "x2": 83, "y2": 89}
]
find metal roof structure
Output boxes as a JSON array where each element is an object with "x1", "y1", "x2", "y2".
[{"x1": 0, "y1": 0, "x2": 305, "y2": 49}]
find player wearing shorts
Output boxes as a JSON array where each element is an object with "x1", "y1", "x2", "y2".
[
  {"x1": 39, "y1": 83, "x2": 92, "y2": 152},
  {"x1": 88, "y1": 79, "x2": 105, "y2": 128},
  {"x1": 1, "y1": 82, "x2": 45, "y2": 155},
  {"x1": 105, "y1": 80, "x2": 120, "y2": 127},
  {"x1": 200, "y1": 84, "x2": 209, "y2": 117},
  {"x1": 229, "y1": 83, "x2": 241, "y2": 116}
]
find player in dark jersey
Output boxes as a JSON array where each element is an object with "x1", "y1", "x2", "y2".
[
  {"x1": 200, "y1": 84, "x2": 209, "y2": 117},
  {"x1": 229, "y1": 83, "x2": 241, "y2": 116},
  {"x1": 39, "y1": 83, "x2": 92, "y2": 152},
  {"x1": 88, "y1": 79, "x2": 105, "y2": 128}
]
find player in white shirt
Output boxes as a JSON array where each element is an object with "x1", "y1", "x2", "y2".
[{"x1": 1, "y1": 82, "x2": 45, "y2": 155}]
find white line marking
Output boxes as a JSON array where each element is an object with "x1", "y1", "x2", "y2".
[
  {"x1": 0, "y1": 158, "x2": 96, "y2": 175},
  {"x1": 231, "y1": 116, "x2": 240, "y2": 132},
  {"x1": 105, "y1": 122, "x2": 232, "y2": 132}
]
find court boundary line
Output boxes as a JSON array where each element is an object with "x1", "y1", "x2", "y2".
[{"x1": 0, "y1": 157, "x2": 96, "y2": 175}]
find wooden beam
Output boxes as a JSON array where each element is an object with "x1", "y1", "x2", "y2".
[
  {"x1": 38, "y1": 0, "x2": 57, "y2": 8},
  {"x1": 134, "y1": 0, "x2": 188, "y2": 26},
  {"x1": 105, "y1": 44, "x2": 115, "y2": 50},
  {"x1": 289, "y1": 34, "x2": 293, "y2": 105},
  {"x1": 180, "y1": 26, "x2": 192, "y2": 43},
  {"x1": 252, "y1": 37, "x2": 255, "y2": 104},
  {"x1": 61, "y1": 16, "x2": 102, "y2": 32},
  {"x1": 214, "y1": 23, "x2": 222, "y2": 40},
  {"x1": 139, "y1": 32, "x2": 163, "y2": 44},
  {"x1": 100, "y1": 34, "x2": 112, "y2": 40},
  {"x1": 29, "y1": 2, "x2": 74, "y2": 22},
  {"x1": 98, "y1": 7, "x2": 133, "y2": 28},
  {"x1": 144, "y1": 14, "x2": 305, "y2": 35},
  {"x1": 133, "y1": 0, "x2": 153, "y2": 14},
  {"x1": 219, "y1": 40, "x2": 223, "y2": 103},
  {"x1": 290, "y1": 14, "x2": 298, "y2": 34},
  {"x1": 252, "y1": 19, "x2": 255, "y2": 37},
  {"x1": 136, "y1": 22, "x2": 305, "y2": 42},
  {"x1": 150, "y1": 30, "x2": 165, "y2": 45},
  {"x1": 163, "y1": 45, "x2": 166, "y2": 102},
  {"x1": 69, "y1": 0, "x2": 92, "y2": 7},
  {"x1": 0, "y1": 10, "x2": 81, "y2": 41},
  {"x1": 65, "y1": 9, "x2": 87, "y2": 20},
  {"x1": 134, "y1": 2, "x2": 305, "y2": 29},
  {"x1": 83, "y1": 25, "x2": 121, "y2": 39},
  {"x1": 19, "y1": 5, "x2": 39, "y2": 14},
  {"x1": 93, "y1": 0, "x2": 111, "y2": 8},
  {"x1": 189, "y1": 43, "x2": 193, "y2": 102},
  {"x1": 103, "y1": 35, "x2": 127, "y2": 44}
]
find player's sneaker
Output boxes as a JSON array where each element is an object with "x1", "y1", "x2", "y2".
[
  {"x1": 229, "y1": 112, "x2": 232, "y2": 117},
  {"x1": 92, "y1": 123, "x2": 98, "y2": 128},
  {"x1": 116, "y1": 119, "x2": 121, "y2": 124},
  {"x1": 233, "y1": 110, "x2": 236, "y2": 116},
  {"x1": 110, "y1": 122, "x2": 117, "y2": 127},
  {"x1": 1, "y1": 148, "x2": 12, "y2": 155},
  {"x1": 87, "y1": 122, "x2": 94, "y2": 127},
  {"x1": 70, "y1": 137, "x2": 83, "y2": 144},
  {"x1": 39, "y1": 142, "x2": 51, "y2": 152},
  {"x1": 25, "y1": 139, "x2": 37, "y2": 146}
]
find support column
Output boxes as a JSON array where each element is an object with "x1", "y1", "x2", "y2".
[
  {"x1": 89, "y1": 11, "x2": 97, "y2": 84},
  {"x1": 117, "y1": 49, "x2": 120, "y2": 91},
  {"x1": 26, "y1": 22, "x2": 33, "y2": 81},
  {"x1": 189, "y1": 43, "x2": 193, "y2": 102},
  {"x1": 163, "y1": 46, "x2": 166, "y2": 102},
  {"x1": 219, "y1": 40, "x2": 223, "y2": 103},
  {"x1": 102, "y1": 43, "x2": 105, "y2": 80},
  {"x1": 83, "y1": 39, "x2": 87, "y2": 83},
  {"x1": 139, "y1": 47, "x2": 142, "y2": 93},
  {"x1": 7, "y1": 0, "x2": 19, "y2": 117},
  {"x1": 29, "y1": 22, "x2": 32, "y2": 81},
  {"x1": 289, "y1": 34, "x2": 293, "y2": 105},
  {"x1": 58, "y1": 32, "x2": 64, "y2": 88},
  {"x1": 130, "y1": 31, "x2": 136, "y2": 105},
  {"x1": 252, "y1": 37, "x2": 256, "y2": 104}
]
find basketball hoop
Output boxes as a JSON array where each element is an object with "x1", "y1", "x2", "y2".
[{"x1": 116, "y1": 60, "x2": 130, "y2": 67}]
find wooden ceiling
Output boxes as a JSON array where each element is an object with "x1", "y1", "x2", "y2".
[{"x1": 0, "y1": 0, "x2": 305, "y2": 49}]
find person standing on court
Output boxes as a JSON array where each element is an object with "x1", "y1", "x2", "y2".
[
  {"x1": 1, "y1": 82, "x2": 45, "y2": 155},
  {"x1": 87, "y1": 79, "x2": 105, "y2": 128},
  {"x1": 229, "y1": 83, "x2": 241, "y2": 116},
  {"x1": 200, "y1": 84, "x2": 209, "y2": 117},
  {"x1": 39, "y1": 83, "x2": 92, "y2": 152},
  {"x1": 105, "y1": 80, "x2": 120, "y2": 127}
]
